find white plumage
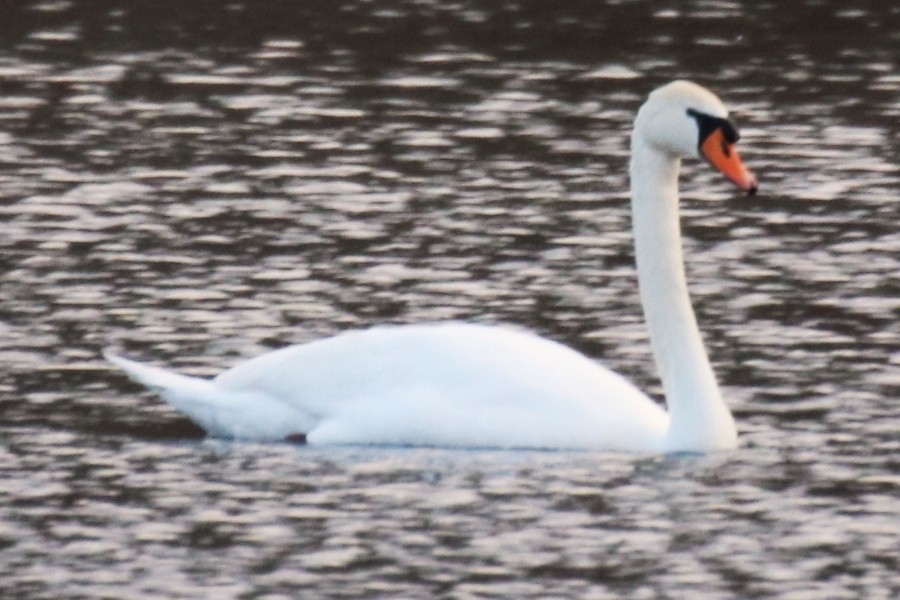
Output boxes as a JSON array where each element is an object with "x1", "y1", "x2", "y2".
[{"x1": 107, "y1": 81, "x2": 757, "y2": 453}]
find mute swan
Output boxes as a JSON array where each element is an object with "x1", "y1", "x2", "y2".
[{"x1": 106, "y1": 80, "x2": 757, "y2": 453}]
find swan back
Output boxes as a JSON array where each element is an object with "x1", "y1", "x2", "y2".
[{"x1": 215, "y1": 323, "x2": 669, "y2": 450}]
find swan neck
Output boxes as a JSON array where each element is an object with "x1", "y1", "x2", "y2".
[{"x1": 629, "y1": 139, "x2": 736, "y2": 451}]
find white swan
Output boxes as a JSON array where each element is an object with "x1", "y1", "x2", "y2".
[{"x1": 106, "y1": 80, "x2": 757, "y2": 453}]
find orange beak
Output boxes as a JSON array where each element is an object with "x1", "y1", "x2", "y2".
[{"x1": 700, "y1": 128, "x2": 758, "y2": 194}]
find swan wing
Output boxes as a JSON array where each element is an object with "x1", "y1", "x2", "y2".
[{"x1": 212, "y1": 323, "x2": 668, "y2": 450}]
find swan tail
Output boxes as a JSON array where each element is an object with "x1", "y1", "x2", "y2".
[
  {"x1": 104, "y1": 350, "x2": 306, "y2": 440},
  {"x1": 104, "y1": 350, "x2": 219, "y2": 405}
]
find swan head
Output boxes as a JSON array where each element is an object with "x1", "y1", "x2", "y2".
[{"x1": 633, "y1": 80, "x2": 758, "y2": 193}]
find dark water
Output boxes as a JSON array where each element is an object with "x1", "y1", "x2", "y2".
[{"x1": 1, "y1": 1, "x2": 898, "y2": 598}]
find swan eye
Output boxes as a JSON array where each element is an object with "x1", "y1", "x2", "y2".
[
  {"x1": 721, "y1": 121, "x2": 740, "y2": 144},
  {"x1": 687, "y1": 108, "x2": 740, "y2": 147}
]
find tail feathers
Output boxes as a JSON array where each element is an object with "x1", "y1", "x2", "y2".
[
  {"x1": 104, "y1": 350, "x2": 311, "y2": 440},
  {"x1": 104, "y1": 351, "x2": 220, "y2": 408}
]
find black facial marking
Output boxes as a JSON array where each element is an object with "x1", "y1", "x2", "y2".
[{"x1": 686, "y1": 108, "x2": 740, "y2": 146}]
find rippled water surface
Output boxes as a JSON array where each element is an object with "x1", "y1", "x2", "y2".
[{"x1": 1, "y1": 1, "x2": 898, "y2": 598}]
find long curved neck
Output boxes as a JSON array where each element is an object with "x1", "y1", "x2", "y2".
[{"x1": 629, "y1": 138, "x2": 736, "y2": 451}]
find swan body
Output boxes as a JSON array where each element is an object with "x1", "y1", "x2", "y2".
[
  {"x1": 106, "y1": 80, "x2": 757, "y2": 453},
  {"x1": 106, "y1": 323, "x2": 667, "y2": 450}
]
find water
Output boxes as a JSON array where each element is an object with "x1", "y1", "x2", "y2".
[{"x1": 1, "y1": 1, "x2": 898, "y2": 598}]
